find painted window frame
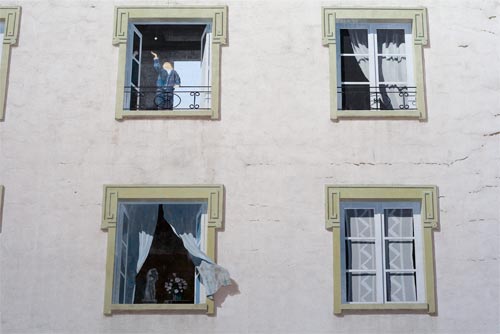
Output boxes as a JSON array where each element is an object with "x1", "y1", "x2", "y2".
[
  {"x1": 0, "y1": 185, "x2": 4, "y2": 227},
  {"x1": 322, "y1": 7, "x2": 428, "y2": 121},
  {"x1": 0, "y1": 6, "x2": 21, "y2": 121},
  {"x1": 325, "y1": 185, "x2": 438, "y2": 314},
  {"x1": 112, "y1": 6, "x2": 228, "y2": 120},
  {"x1": 101, "y1": 185, "x2": 224, "y2": 315}
]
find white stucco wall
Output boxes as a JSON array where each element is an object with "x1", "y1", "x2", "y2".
[{"x1": 0, "y1": 0, "x2": 499, "y2": 333}]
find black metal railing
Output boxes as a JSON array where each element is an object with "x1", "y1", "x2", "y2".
[
  {"x1": 124, "y1": 86, "x2": 211, "y2": 111},
  {"x1": 337, "y1": 85, "x2": 417, "y2": 111}
]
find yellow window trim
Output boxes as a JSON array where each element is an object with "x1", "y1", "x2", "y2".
[
  {"x1": 112, "y1": 6, "x2": 228, "y2": 120},
  {"x1": 0, "y1": 185, "x2": 4, "y2": 227},
  {"x1": 325, "y1": 185, "x2": 438, "y2": 314},
  {"x1": 101, "y1": 184, "x2": 224, "y2": 315},
  {"x1": 0, "y1": 6, "x2": 21, "y2": 121},
  {"x1": 321, "y1": 7, "x2": 428, "y2": 121}
]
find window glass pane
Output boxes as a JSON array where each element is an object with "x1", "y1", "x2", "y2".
[
  {"x1": 129, "y1": 87, "x2": 139, "y2": 110},
  {"x1": 378, "y1": 56, "x2": 407, "y2": 82},
  {"x1": 384, "y1": 208, "x2": 414, "y2": 237},
  {"x1": 385, "y1": 241, "x2": 415, "y2": 270},
  {"x1": 133, "y1": 32, "x2": 140, "y2": 61},
  {"x1": 386, "y1": 273, "x2": 417, "y2": 302},
  {"x1": 345, "y1": 209, "x2": 375, "y2": 238},
  {"x1": 340, "y1": 29, "x2": 368, "y2": 54},
  {"x1": 131, "y1": 60, "x2": 139, "y2": 87},
  {"x1": 341, "y1": 56, "x2": 369, "y2": 82},
  {"x1": 347, "y1": 273, "x2": 377, "y2": 302},
  {"x1": 347, "y1": 241, "x2": 376, "y2": 270},
  {"x1": 120, "y1": 245, "x2": 127, "y2": 272},
  {"x1": 122, "y1": 215, "x2": 129, "y2": 240},
  {"x1": 341, "y1": 84, "x2": 370, "y2": 110},
  {"x1": 119, "y1": 274, "x2": 125, "y2": 303},
  {"x1": 377, "y1": 29, "x2": 406, "y2": 54}
]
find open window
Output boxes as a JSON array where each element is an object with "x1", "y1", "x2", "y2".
[
  {"x1": 0, "y1": 7, "x2": 21, "y2": 121},
  {"x1": 102, "y1": 185, "x2": 230, "y2": 315},
  {"x1": 124, "y1": 23, "x2": 213, "y2": 112},
  {"x1": 113, "y1": 6, "x2": 227, "y2": 120},
  {"x1": 322, "y1": 8, "x2": 428, "y2": 120},
  {"x1": 325, "y1": 185, "x2": 438, "y2": 314}
]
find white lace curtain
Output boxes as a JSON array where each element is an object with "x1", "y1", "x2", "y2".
[
  {"x1": 126, "y1": 205, "x2": 159, "y2": 303},
  {"x1": 376, "y1": 29, "x2": 407, "y2": 109},
  {"x1": 346, "y1": 208, "x2": 416, "y2": 303},
  {"x1": 163, "y1": 204, "x2": 231, "y2": 296},
  {"x1": 347, "y1": 29, "x2": 407, "y2": 109},
  {"x1": 347, "y1": 29, "x2": 370, "y2": 81}
]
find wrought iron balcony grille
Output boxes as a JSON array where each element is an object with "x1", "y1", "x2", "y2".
[
  {"x1": 337, "y1": 85, "x2": 417, "y2": 111},
  {"x1": 124, "y1": 86, "x2": 211, "y2": 111}
]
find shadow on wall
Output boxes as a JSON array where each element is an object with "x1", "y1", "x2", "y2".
[{"x1": 214, "y1": 279, "x2": 240, "y2": 308}]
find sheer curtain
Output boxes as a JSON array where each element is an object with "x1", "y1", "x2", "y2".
[
  {"x1": 127, "y1": 205, "x2": 159, "y2": 303},
  {"x1": 346, "y1": 209, "x2": 377, "y2": 303},
  {"x1": 128, "y1": 205, "x2": 159, "y2": 274},
  {"x1": 385, "y1": 209, "x2": 417, "y2": 302},
  {"x1": 348, "y1": 29, "x2": 370, "y2": 80},
  {"x1": 377, "y1": 29, "x2": 407, "y2": 109},
  {"x1": 163, "y1": 204, "x2": 231, "y2": 297}
]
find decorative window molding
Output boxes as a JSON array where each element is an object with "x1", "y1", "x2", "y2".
[
  {"x1": 0, "y1": 6, "x2": 21, "y2": 121},
  {"x1": 101, "y1": 185, "x2": 225, "y2": 315},
  {"x1": 325, "y1": 185, "x2": 438, "y2": 314},
  {"x1": 322, "y1": 7, "x2": 428, "y2": 121},
  {"x1": 0, "y1": 185, "x2": 4, "y2": 228},
  {"x1": 112, "y1": 6, "x2": 228, "y2": 120}
]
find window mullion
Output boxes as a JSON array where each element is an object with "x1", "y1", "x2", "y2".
[
  {"x1": 375, "y1": 204, "x2": 385, "y2": 304},
  {"x1": 368, "y1": 26, "x2": 378, "y2": 110}
]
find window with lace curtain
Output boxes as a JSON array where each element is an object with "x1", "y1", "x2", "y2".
[
  {"x1": 337, "y1": 23, "x2": 415, "y2": 111},
  {"x1": 325, "y1": 185, "x2": 438, "y2": 314},
  {"x1": 322, "y1": 8, "x2": 428, "y2": 120},
  {"x1": 340, "y1": 201, "x2": 425, "y2": 304}
]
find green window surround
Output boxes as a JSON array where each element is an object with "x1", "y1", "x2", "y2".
[
  {"x1": 0, "y1": 6, "x2": 21, "y2": 121},
  {"x1": 322, "y1": 7, "x2": 428, "y2": 121},
  {"x1": 112, "y1": 6, "x2": 228, "y2": 120},
  {"x1": 101, "y1": 185, "x2": 225, "y2": 315},
  {"x1": 325, "y1": 185, "x2": 438, "y2": 314},
  {"x1": 0, "y1": 185, "x2": 4, "y2": 226}
]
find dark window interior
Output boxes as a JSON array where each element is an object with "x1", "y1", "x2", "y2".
[{"x1": 134, "y1": 205, "x2": 195, "y2": 304}]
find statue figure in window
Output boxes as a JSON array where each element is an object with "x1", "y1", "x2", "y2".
[
  {"x1": 151, "y1": 51, "x2": 181, "y2": 110},
  {"x1": 142, "y1": 268, "x2": 159, "y2": 303}
]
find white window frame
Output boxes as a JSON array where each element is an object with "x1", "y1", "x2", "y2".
[
  {"x1": 336, "y1": 22, "x2": 415, "y2": 111},
  {"x1": 340, "y1": 201, "x2": 426, "y2": 305}
]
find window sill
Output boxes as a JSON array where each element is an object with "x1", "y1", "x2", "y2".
[
  {"x1": 338, "y1": 302, "x2": 429, "y2": 313},
  {"x1": 107, "y1": 303, "x2": 208, "y2": 314},
  {"x1": 117, "y1": 109, "x2": 215, "y2": 120},
  {"x1": 332, "y1": 110, "x2": 423, "y2": 120}
]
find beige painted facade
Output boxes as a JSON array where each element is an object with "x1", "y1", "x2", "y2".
[{"x1": 0, "y1": 0, "x2": 499, "y2": 333}]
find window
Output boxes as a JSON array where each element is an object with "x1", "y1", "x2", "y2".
[
  {"x1": 101, "y1": 185, "x2": 230, "y2": 315},
  {"x1": 0, "y1": 7, "x2": 21, "y2": 121},
  {"x1": 325, "y1": 185, "x2": 438, "y2": 314},
  {"x1": 322, "y1": 8, "x2": 428, "y2": 120},
  {"x1": 112, "y1": 6, "x2": 228, "y2": 120}
]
